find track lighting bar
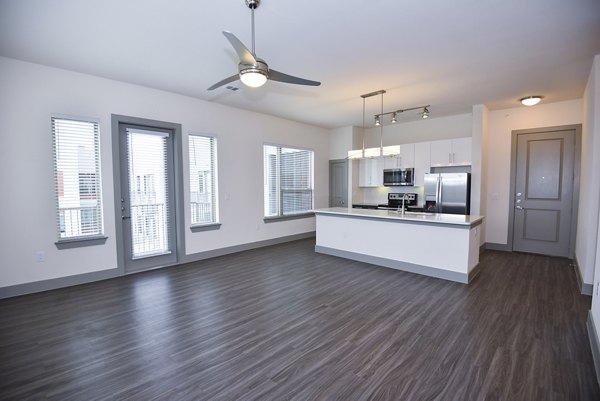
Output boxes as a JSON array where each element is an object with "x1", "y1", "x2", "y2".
[
  {"x1": 360, "y1": 89, "x2": 386, "y2": 98},
  {"x1": 374, "y1": 104, "x2": 431, "y2": 124}
]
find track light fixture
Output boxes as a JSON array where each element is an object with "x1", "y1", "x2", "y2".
[{"x1": 371, "y1": 104, "x2": 431, "y2": 125}]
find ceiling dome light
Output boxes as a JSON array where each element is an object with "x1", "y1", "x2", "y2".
[
  {"x1": 240, "y1": 70, "x2": 268, "y2": 88},
  {"x1": 521, "y1": 96, "x2": 542, "y2": 106}
]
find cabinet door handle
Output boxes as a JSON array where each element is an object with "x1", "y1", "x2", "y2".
[{"x1": 449, "y1": 153, "x2": 452, "y2": 164}]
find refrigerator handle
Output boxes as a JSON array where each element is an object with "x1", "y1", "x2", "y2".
[{"x1": 437, "y1": 177, "x2": 442, "y2": 213}]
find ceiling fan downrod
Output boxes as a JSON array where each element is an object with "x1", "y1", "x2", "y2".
[{"x1": 245, "y1": 0, "x2": 260, "y2": 56}]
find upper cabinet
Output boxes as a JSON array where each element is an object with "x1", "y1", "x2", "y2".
[
  {"x1": 356, "y1": 138, "x2": 471, "y2": 188},
  {"x1": 413, "y1": 142, "x2": 430, "y2": 187},
  {"x1": 399, "y1": 143, "x2": 415, "y2": 168},
  {"x1": 430, "y1": 137, "x2": 472, "y2": 166},
  {"x1": 451, "y1": 137, "x2": 472, "y2": 165},
  {"x1": 383, "y1": 144, "x2": 415, "y2": 169},
  {"x1": 358, "y1": 157, "x2": 384, "y2": 187}
]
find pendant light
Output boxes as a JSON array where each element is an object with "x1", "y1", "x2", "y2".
[{"x1": 347, "y1": 90, "x2": 400, "y2": 159}]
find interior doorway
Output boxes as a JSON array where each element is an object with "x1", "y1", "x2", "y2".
[
  {"x1": 329, "y1": 159, "x2": 348, "y2": 207},
  {"x1": 508, "y1": 125, "x2": 581, "y2": 258}
]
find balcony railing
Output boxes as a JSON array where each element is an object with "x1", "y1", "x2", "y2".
[
  {"x1": 130, "y1": 203, "x2": 168, "y2": 257},
  {"x1": 191, "y1": 201, "x2": 213, "y2": 224},
  {"x1": 59, "y1": 206, "x2": 101, "y2": 238}
]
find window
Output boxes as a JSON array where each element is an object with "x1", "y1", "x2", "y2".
[
  {"x1": 263, "y1": 144, "x2": 314, "y2": 218},
  {"x1": 52, "y1": 116, "x2": 103, "y2": 240},
  {"x1": 189, "y1": 134, "x2": 218, "y2": 226}
]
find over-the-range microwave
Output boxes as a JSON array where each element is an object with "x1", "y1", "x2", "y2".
[{"x1": 383, "y1": 168, "x2": 414, "y2": 186}]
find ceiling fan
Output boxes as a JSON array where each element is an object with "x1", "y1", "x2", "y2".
[{"x1": 207, "y1": 0, "x2": 321, "y2": 91}]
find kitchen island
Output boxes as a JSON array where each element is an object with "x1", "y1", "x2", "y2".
[{"x1": 314, "y1": 207, "x2": 484, "y2": 284}]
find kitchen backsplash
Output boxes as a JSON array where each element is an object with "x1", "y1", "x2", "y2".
[{"x1": 359, "y1": 186, "x2": 425, "y2": 206}]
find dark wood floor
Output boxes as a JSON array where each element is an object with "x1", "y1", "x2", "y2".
[{"x1": 0, "y1": 239, "x2": 598, "y2": 400}]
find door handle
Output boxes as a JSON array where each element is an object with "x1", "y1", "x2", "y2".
[
  {"x1": 122, "y1": 215, "x2": 131, "y2": 220},
  {"x1": 516, "y1": 206, "x2": 523, "y2": 210}
]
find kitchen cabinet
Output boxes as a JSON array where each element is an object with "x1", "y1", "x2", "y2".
[
  {"x1": 383, "y1": 144, "x2": 415, "y2": 169},
  {"x1": 413, "y1": 141, "x2": 430, "y2": 187},
  {"x1": 383, "y1": 155, "x2": 400, "y2": 169},
  {"x1": 430, "y1": 137, "x2": 472, "y2": 166},
  {"x1": 451, "y1": 137, "x2": 472, "y2": 165},
  {"x1": 399, "y1": 143, "x2": 415, "y2": 168},
  {"x1": 358, "y1": 157, "x2": 384, "y2": 187}
]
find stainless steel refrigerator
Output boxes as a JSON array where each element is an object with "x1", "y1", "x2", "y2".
[{"x1": 424, "y1": 173, "x2": 471, "y2": 214}]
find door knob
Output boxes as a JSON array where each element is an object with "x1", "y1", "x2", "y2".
[
  {"x1": 516, "y1": 199, "x2": 521, "y2": 203},
  {"x1": 516, "y1": 192, "x2": 522, "y2": 196}
]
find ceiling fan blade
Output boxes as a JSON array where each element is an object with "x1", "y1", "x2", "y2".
[
  {"x1": 207, "y1": 74, "x2": 240, "y2": 91},
  {"x1": 223, "y1": 31, "x2": 256, "y2": 65},
  {"x1": 268, "y1": 69, "x2": 321, "y2": 86}
]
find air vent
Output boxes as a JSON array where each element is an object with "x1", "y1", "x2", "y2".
[{"x1": 225, "y1": 86, "x2": 239, "y2": 91}]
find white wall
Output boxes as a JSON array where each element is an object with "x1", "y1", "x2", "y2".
[
  {"x1": 585, "y1": 55, "x2": 600, "y2": 335},
  {"x1": 579, "y1": 54, "x2": 600, "y2": 288},
  {"x1": 0, "y1": 57, "x2": 329, "y2": 289},
  {"x1": 471, "y1": 104, "x2": 489, "y2": 245},
  {"x1": 328, "y1": 126, "x2": 353, "y2": 160},
  {"x1": 364, "y1": 113, "x2": 472, "y2": 146},
  {"x1": 485, "y1": 99, "x2": 583, "y2": 246}
]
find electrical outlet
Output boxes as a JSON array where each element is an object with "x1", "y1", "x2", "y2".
[{"x1": 35, "y1": 251, "x2": 45, "y2": 262}]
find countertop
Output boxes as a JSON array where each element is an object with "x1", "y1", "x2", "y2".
[{"x1": 313, "y1": 207, "x2": 484, "y2": 228}]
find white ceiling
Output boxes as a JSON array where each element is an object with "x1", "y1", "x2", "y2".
[{"x1": 1, "y1": 0, "x2": 599, "y2": 129}]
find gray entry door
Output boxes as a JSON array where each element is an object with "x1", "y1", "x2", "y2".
[
  {"x1": 329, "y1": 159, "x2": 348, "y2": 207},
  {"x1": 119, "y1": 123, "x2": 177, "y2": 272},
  {"x1": 513, "y1": 129, "x2": 575, "y2": 257}
]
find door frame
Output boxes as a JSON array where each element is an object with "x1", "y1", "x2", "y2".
[
  {"x1": 329, "y1": 159, "x2": 348, "y2": 207},
  {"x1": 507, "y1": 124, "x2": 581, "y2": 258},
  {"x1": 111, "y1": 114, "x2": 186, "y2": 274}
]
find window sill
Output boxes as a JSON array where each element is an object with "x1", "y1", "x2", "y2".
[
  {"x1": 55, "y1": 236, "x2": 108, "y2": 249},
  {"x1": 190, "y1": 222, "x2": 222, "y2": 232},
  {"x1": 264, "y1": 212, "x2": 315, "y2": 223}
]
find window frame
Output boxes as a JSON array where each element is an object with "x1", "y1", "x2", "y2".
[
  {"x1": 52, "y1": 114, "x2": 107, "y2": 249},
  {"x1": 263, "y1": 143, "x2": 315, "y2": 222},
  {"x1": 188, "y1": 132, "x2": 220, "y2": 232}
]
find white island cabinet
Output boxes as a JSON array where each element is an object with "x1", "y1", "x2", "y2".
[{"x1": 314, "y1": 208, "x2": 483, "y2": 284}]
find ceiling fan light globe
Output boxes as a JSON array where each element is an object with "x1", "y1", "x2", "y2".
[{"x1": 240, "y1": 71, "x2": 268, "y2": 88}]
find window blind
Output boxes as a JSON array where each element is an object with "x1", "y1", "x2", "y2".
[
  {"x1": 189, "y1": 134, "x2": 218, "y2": 225},
  {"x1": 263, "y1": 144, "x2": 314, "y2": 217},
  {"x1": 52, "y1": 116, "x2": 103, "y2": 239}
]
